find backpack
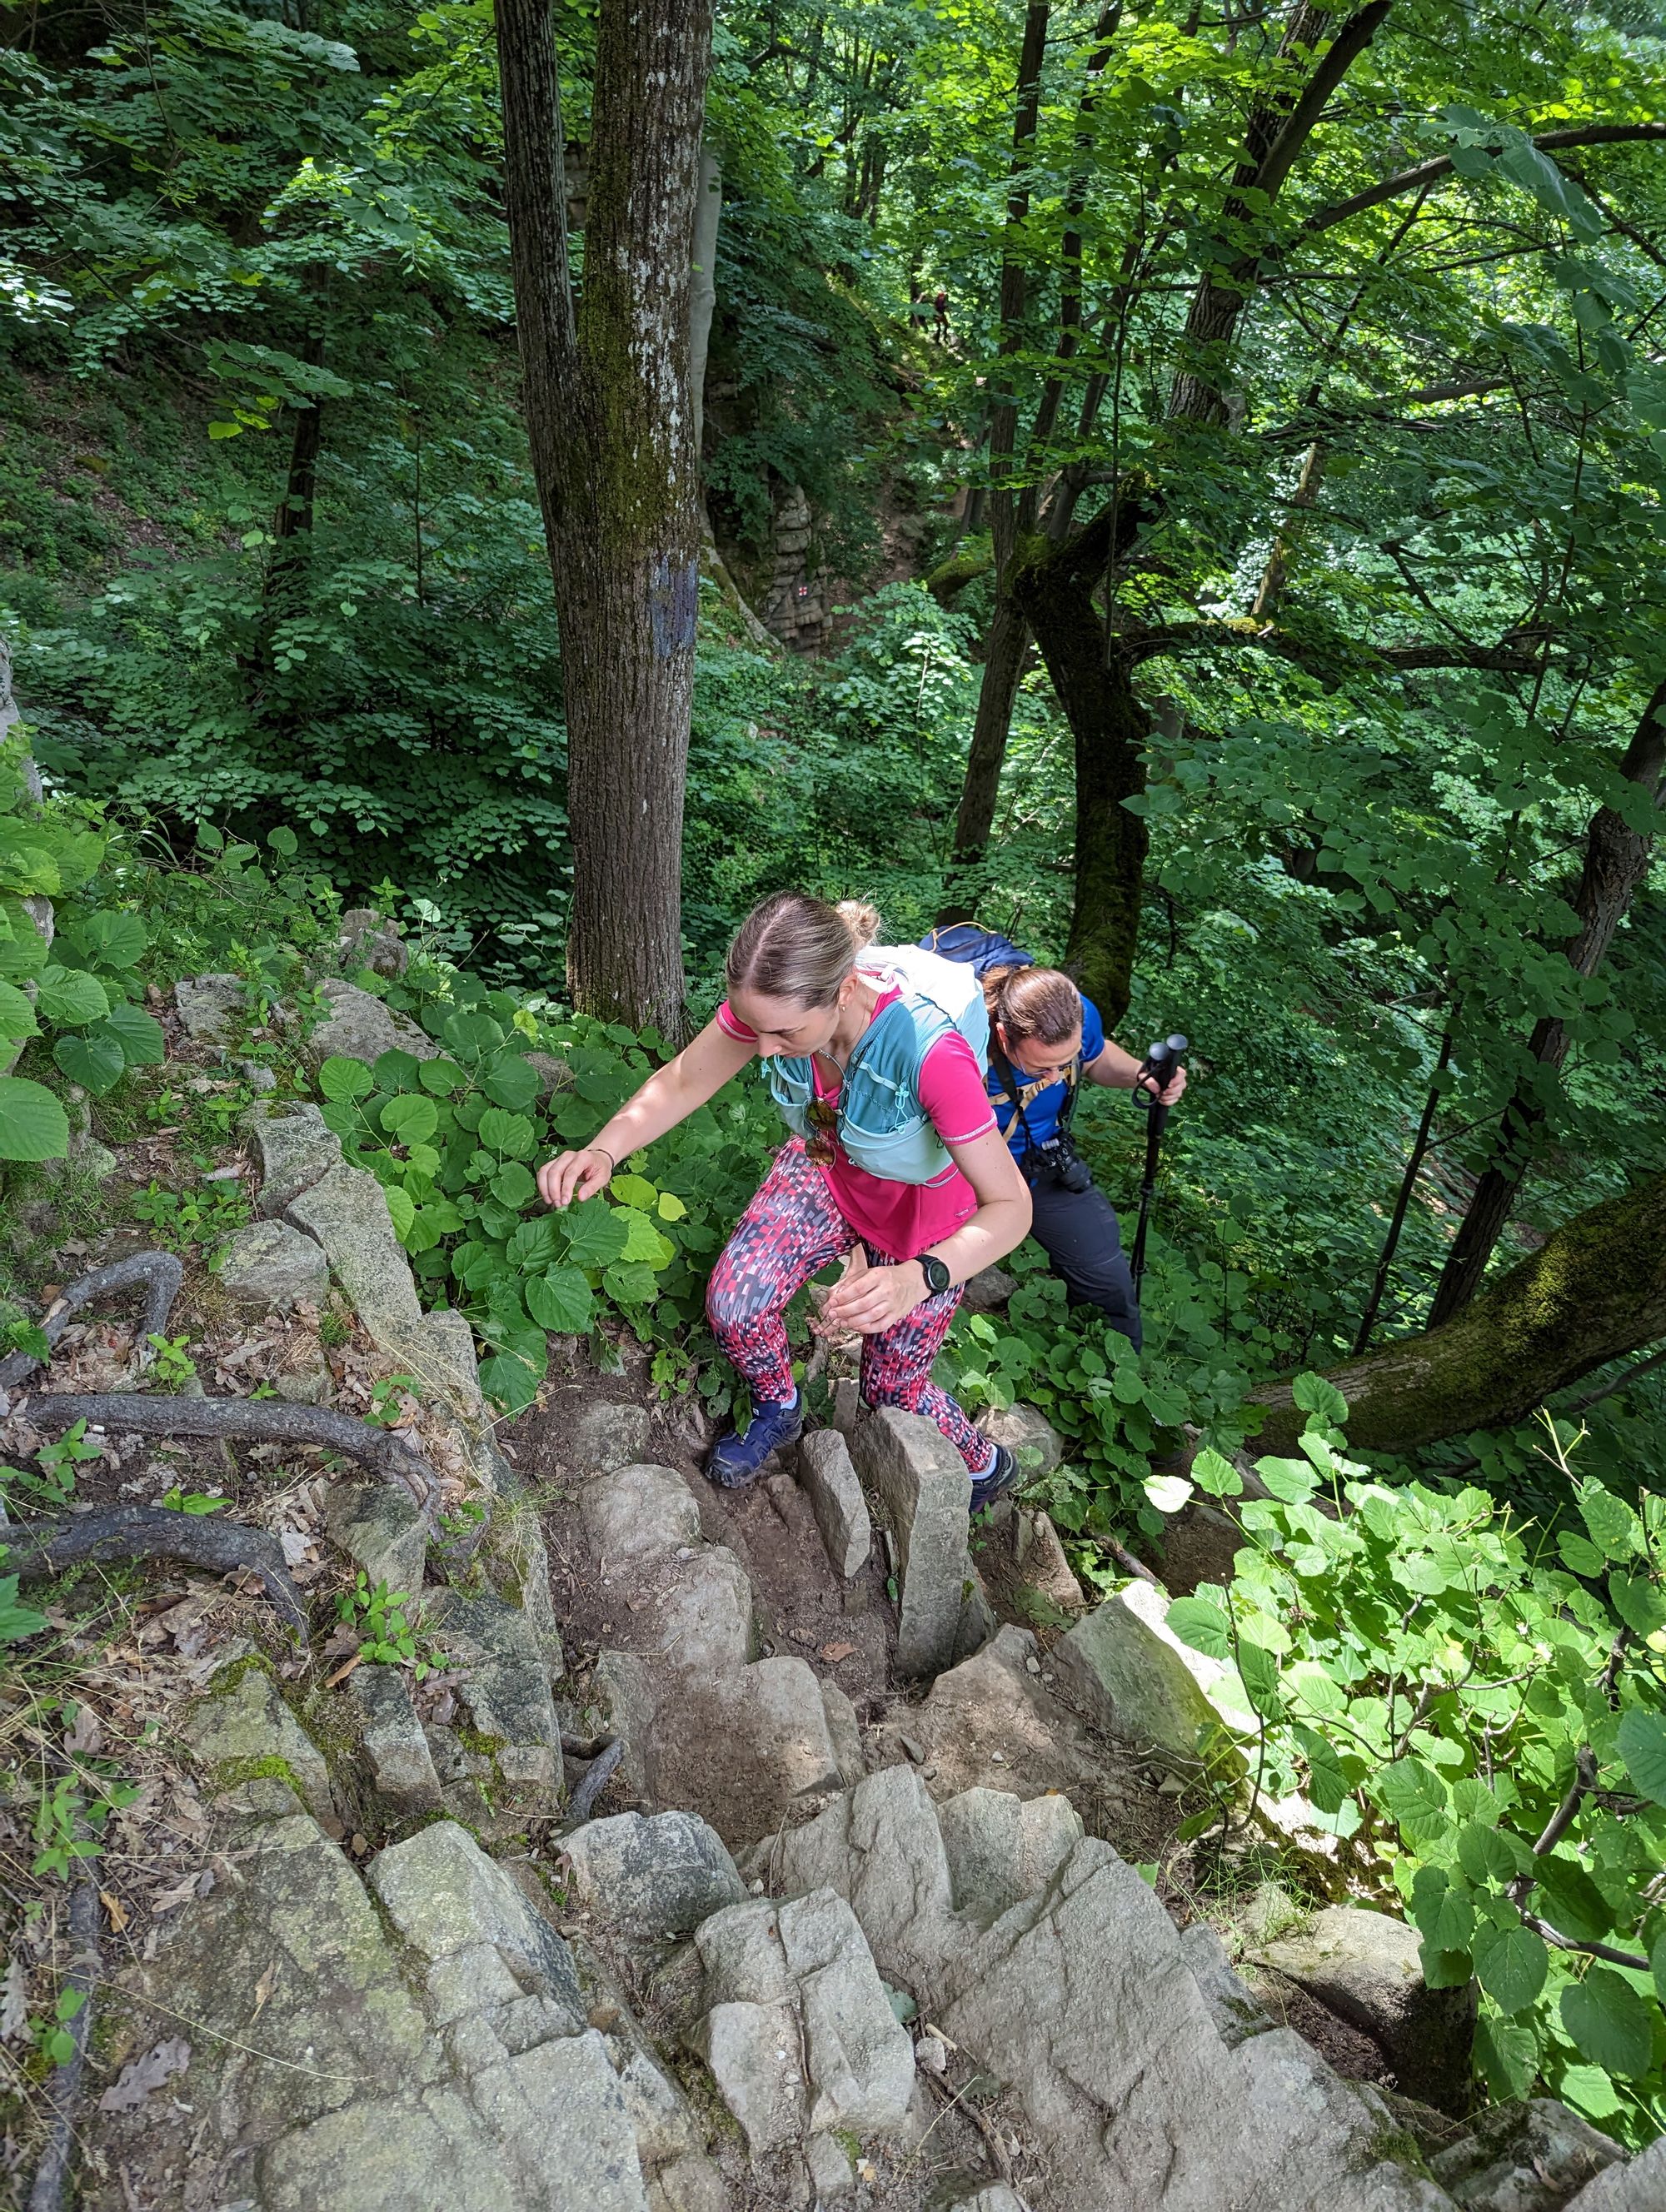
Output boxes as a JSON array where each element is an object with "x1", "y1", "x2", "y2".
[{"x1": 916, "y1": 923, "x2": 1034, "y2": 977}]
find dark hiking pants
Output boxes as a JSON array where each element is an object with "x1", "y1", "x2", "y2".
[{"x1": 1025, "y1": 1171, "x2": 1143, "y2": 1351}]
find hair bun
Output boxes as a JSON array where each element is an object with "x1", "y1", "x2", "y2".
[{"x1": 835, "y1": 899, "x2": 882, "y2": 949}]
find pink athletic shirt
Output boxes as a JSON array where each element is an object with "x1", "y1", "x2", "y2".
[{"x1": 717, "y1": 983, "x2": 995, "y2": 1261}]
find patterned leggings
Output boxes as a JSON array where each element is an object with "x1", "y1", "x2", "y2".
[{"x1": 706, "y1": 1141, "x2": 991, "y2": 1473}]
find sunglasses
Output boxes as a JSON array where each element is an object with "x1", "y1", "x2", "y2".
[{"x1": 806, "y1": 1095, "x2": 837, "y2": 1166}]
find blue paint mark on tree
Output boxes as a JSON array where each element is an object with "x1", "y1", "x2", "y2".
[{"x1": 650, "y1": 552, "x2": 700, "y2": 659}]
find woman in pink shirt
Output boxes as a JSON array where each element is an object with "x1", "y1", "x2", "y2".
[{"x1": 536, "y1": 894, "x2": 1033, "y2": 1505}]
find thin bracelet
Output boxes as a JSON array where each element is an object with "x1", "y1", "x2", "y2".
[{"x1": 591, "y1": 1146, "x2": 616, "y2": 1173}]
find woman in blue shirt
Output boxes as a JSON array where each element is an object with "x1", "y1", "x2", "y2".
[{"x1": 981, "y1": 964, "x2": 1186, "y2": 1349}]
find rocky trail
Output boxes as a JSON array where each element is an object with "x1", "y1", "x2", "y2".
[{"x1": 1, "y1": 969, "x2": 1663, "y2": 2212}]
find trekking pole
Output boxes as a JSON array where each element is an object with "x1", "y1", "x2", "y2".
[{"x1": 1130, "y1": 1034, "x2": 1189, "y2": 1290}]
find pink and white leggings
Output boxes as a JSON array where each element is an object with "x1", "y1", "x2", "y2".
[{"x1": 705, "y1": 1140, "x2": 990, "y2": 1473}]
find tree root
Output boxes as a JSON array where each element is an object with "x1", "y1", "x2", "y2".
[
  {"x1": 563, "y1": 1738, "x2": 623, "y2": 1827},
  {"x1": 7, "y1": 1504, "x2": 309, "y2": 1645},
  {"x1": 25, "y1": 1866, "x2": 102, "y2": 2212},
  {"x1": 0, "y1": 1250, "x2": 185, "y2": 1387},
  {"x1": 17, "y1": 1392, "x2": 435, "y2": 1507}
]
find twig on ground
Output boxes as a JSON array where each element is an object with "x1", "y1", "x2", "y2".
[
  {"x1": 18, "y1": 1391, "x2": 435, "y2": 1507},
  {"x1": 26, "y1": 1866, "x2": 102, "y2": 2212},
  {"x1": 0, "y1": 1251, "x2": 185, "y2": 1387},
  {"x1": 7, "y1": 1504, "x2": 309, "y2": 1645}
]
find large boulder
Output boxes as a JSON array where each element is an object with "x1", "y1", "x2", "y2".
[
  {"x1": 796, "y1": 1427, "x2": 872, "y2": 1579},
  {"x1": 182, "y1": 1663, "x2": 336, "y2": 1822},
  {"x1": 1253, "y1": 1906, "x2": 1477, "y2": 2114},
  {"x1": 286, "y1": 1161, "x2": 424, "y2": 1338},
  {"x1": 322, "y1": 1477, "x2": 429, "y2": 1597},
  {"x1": 848, "y1": 1407, "x2": 993, "y2": 1677},
  {"x1": 1564, "y1": 2136, "x2": 1666, "y2": 2210},
  {"x1": 581, "y1": 1462, "x2": 701, "y2": 1562},
  {"x1": 562, "y1": 1811, "x2": 746, "y2": 1940},
  {"x1": 1429, "y1": 2098, "x2": 1624, "y2": 2209},
  {"x1": 175, "y1": 972, "x2": 246, "y2": 1044},
  {"x1": 304, "y1": 978, "x2": 441, "y2": 1071},
  {"x1": 423, "y1": 1587, "x2": 564, "y2": 1821},
  {"x1": 909, "y1": 1622, "x2": 1108, "y2": 1803},
  {"x1": 977, "y1": 1400, "x2": 1065, "y2": 1479},
  {"x1": 1053, "y1": 1577, "x2": 1237, "y2": 1773},
  {"x1": 248, "y1": 1099, "x2": 343, "y2": 1218},
  {"x1": 352, "y1": 1665, "x2": 443, "y2": 1818}
]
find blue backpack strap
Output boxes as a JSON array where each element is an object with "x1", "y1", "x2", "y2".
[{"x1": 918, "y1": 923, "x2": 1034, "y2": 975}]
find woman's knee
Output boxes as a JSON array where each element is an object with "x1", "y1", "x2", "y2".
[{"x1": 706, "y1": 1255, "x2": 760, "y2": 1341}]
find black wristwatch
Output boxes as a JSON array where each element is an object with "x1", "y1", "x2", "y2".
[{"x1": 920, "y1": 1252, "x2": 951, "y2": 1296}]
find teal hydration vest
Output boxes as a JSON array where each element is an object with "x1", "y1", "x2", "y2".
[{"x1": 763, "y1": 944, "x2": 990, "y2": 1185}]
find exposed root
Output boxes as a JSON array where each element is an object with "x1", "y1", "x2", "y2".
[
  {"x1": 7, "y1": 1503, "x2": 309, "y2": 1645},
  {"x1": 0, "y1": 1250, "x2": 185, "y2": 1387},
  {"x1": 25, "y1": 1867, "x2": 102, "y2": 2212},
  {"x1": 17, "y1": 1391, "x2": 435, "y2": 1507},
  {"x1": 564, "y1": 1737, "x2": 624, "y2": 1827}
]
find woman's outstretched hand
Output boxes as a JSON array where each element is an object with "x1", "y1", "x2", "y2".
[
  {"x1": 537, "y1": 1148, "x2": 612, "y2": 1208},
  {"x1": 820, "y1": 1248, "x2": 927, "y2": 1336}
]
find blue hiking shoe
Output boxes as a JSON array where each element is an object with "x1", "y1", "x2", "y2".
[
  {"x1": 707, "y1": 1396, "x2": 805, "y2": 1490},
  {"x1": 968, "y1": 1442, "x2": 1020, "y2": 1516}
]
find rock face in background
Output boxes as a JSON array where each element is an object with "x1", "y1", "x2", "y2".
[{"x1": 174, "y1": 971, "x2": 247, "y2": 1045}]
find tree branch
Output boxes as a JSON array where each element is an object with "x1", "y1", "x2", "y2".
[
  {"x1": 7, "y1": 1504, "x2": 308, "y2": 1645},
  {"x1": 1117, "y1": 618, "x2": 1544, "y2": 675},
  {"x1": 1301, "y1": 122, "x2": 1666, "y2": 243}
]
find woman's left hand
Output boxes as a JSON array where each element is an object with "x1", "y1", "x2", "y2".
[{"x1": 820, "y1": 1256, "x2": 929, "y2": 1336}]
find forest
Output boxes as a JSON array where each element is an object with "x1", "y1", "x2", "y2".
[{"x1": 6, "y1": 0, "x2": 1666, "y2": 2183}]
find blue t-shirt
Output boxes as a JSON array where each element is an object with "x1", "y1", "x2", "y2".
[{"x1": 987, "y1": 995, "x2": 1107, "y2": 1153}]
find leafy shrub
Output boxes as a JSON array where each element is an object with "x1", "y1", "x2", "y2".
[{"x1": 1153, "y1": 1391, "x2": 1666, "y2": 2145}]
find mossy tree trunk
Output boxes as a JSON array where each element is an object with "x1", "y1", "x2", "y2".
[
  {"x1": 1252, "y1": 1168, "x2": 1666, "y2": 1455},
  {"x1": 496, "y1": 0, "x2": 713, "y2": 1037}
]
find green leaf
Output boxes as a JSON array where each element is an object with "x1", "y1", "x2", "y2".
[
  {"x1": 610, "y1": 1172, "x2": 659, "y2": 1209},
  {"x1": 1473, "y1": 1921, "x2": 1549, "y2": 2015},
  {"x1": 1165, "y1": 1595, "x2": 1233, "y2": 1661},
  {"x1": 417, "y1": 1057, "x2": 466, "y2": 1095},
  {"x1": 67, "y1": 910, "x2": 147, "y2": 967},
  {"x1": 0, "y1": 1076, "x2": 69, "y2": 1161},
  {"x1": 373, "y1": 1049, "x2": 422, "y2": 1093},
  {"x1": 52, "y1": 1030, "x2": 125, "y2": 1094},
  {"x1": 480, "y1": 1054, "x2": 540, "y2": 1112},
  {"x1": 1236, "y1": 1639, "x2": 1284, "y2": 1719},
  {"x1": 101, "y1": 1000, "x2": 165, "y2": 1066},
  {"x1": 1608, "y1": 1574, "x2": 1666, "y2": 1637},
  {"x1": 1474, "y1": 2015, "x2": 1539, "y2": 2101},
  {"x1": 1143, "y1": 1472, "x2": 1195, "y2": 1515},
  {"x1": 617, "y1": 1208, "x2": 674, "y2": 1267},
  {"x1": 1252, "y1": 1456, "x2": 1319, "y2": 1503},
  {"x1": 492, "y1": 1160, "x2": 537, "y2": 1209},
  {"x1": 1291, "y1": 1371, "x2": 1349, "y2": 1427},
  {"x1": 1457, "y1": 1821, "x2": 1530, "y2": 1885},
  {"x1": 476, "y1": 1107, "x2": 535, "y2": 1159},
  {"x1": 1557, "y1": 2063, "x2": 1623, "y2": 2121},
  {"x1": 507, "y1": 1217, "x2": 564, "y2": 1269},
  {"x1": 384, "y1": 1186, "x2": 416, "y2": 1240},
  {"x1": 0, "y1": 978, "x2": 37, "y2": 1042},
  {"x1": 381, "y1": 1094, "x2": 439, "y2": 1145},
  {"x1": 1560, "y1": 1970, "x2": 1654, "y2": 2079},
  {"x1": 602, "y1": 1259, "x2": 660, "y2": 1306},
  {"x1": 35, "y1": 964, "x2": 109, "y2": 1027},
  {"x1": 565, "y1": 1200, "x2": 630, "y2": 1268},
  {"x1": 1190, "y1": 1447, "x2": 1242, "y2": 1498},
  {"x1": 525, "y1": 1266, "x2": 593, "y2": 1333},
  {"x1": 1290, "y1": 1721, "x2": 1350, "y2": 1813},
  {"x1": 1558, "y1": 1531, "x2": 1607, "y2": 1577},
  {"x1": 1373, "y1": 1757, "x2": 1449, "y2": 1831},
  {"x1": 1652, "y1": 1932, "x2": 1666, "y2": 2010},
  {"x1": 656, "y1": 1190, "x2": 687, "y2": 1221},
  {"x1": 318, "y1": 1055, "x2": 375, "y2": 1102},
  {"x1": 1532, "y1": 1854, "x2": 1614, "y2": 1944},
  {"x1": 1578, "y1": 1481, "x2": 1641, "y2": 1561},
  {"x1": 1617, "y1": 1709, "x2": 1666, "y2": 1806},
  {"x1": 1285, "y1": 1661, "x2": 1347, "y2": 1718},
  {"x1": 1411, "y1": 1866, "x2": 1475, "y2": 1952}
]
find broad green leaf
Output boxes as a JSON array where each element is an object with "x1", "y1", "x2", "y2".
[
  {"x1": 0, "y1": 1077, "x2": 69, "y2": 1161},
  {"x1": 0, "y1": 979, "x2": 37, "y2": 1041},
  {"x1": 1472, "y1": 1921, "x2": 1549, "y2": 2015},
  {"x1": 1457, "y1": 1821, "x2": 1529, "y2": 1885},
  {"x1": 382, "y1": 1093, "x2": 439, "y2": 1145},
  {"x1": 1411, "y1": 1866, "x2": 1475, "y2": 1953},
  {"x1": 1578, "y1": 1481, "x2": 1641, "y2": 1561},
  {"x1": 1608, "y1": 1575, "x2": 1666, "y2": 1637},
  {"x1": 482, "y1": 1054, "x2": 541, "y2": 1112},
  {"x1": 1143, "y1": 1472, "x2": 1194, "y2": 1516},
  {"x1": 479, "y1": 1349, "x2": 543, "y2": 1414},
  {"x1": 1651, "y1": 1932, "x2": 1666, "y2": 2010},
  {"x1": 1285, "y1": 1661, "x2": 1347, "y2": 1718},
  {"x1": 526, "y1": 1267, "x2": 593, "y2": 1333},
  {"x1": 1558, "y1": 1531, "x2": 1607, "y2": 1577},
  {"x1": 656, "y1": 1190, "x2": 687, "y2": 1221},
  {"x1": 319, "y1": 1054, "x2": 374, "y2": 1102},
  {"x1": 476, "y1": 1107, "x2": 535, "y2": 1159},
  {"x1": 1251, "y1": 1456, "x2": 1319, "y2": 1503},
  {"x1": 1236, "y1": 1639, "x2": 1284, "y2": 1719},
  {"x1": 492, "y1": 1160, "x2": 537, "y2": 1209},
  {"x1": 373, "y1": 1049, "x2": 422, "y2": 1093},
  {"x1": 1373, "y1": 1758, "x2": 1449, "y2": 1831},
  {"x1": 617, "y1": 1208, "x2": 675, "y2": 1268},
  {"x1": 565, "y1": 1200, "x2": 630, "y2": 1268},
  {"x1": 1190, "y1": 1447, "x2": 1242, "y2": 1498},
  {"x1": 418, "y1": 1057, "x2": 466, "y2": 1095},
  {"x1": 101, "y1": 1000, "x2": 165, "y2": 1065},
  {"x1": 1165, "y1": 1596, "x2": 1232, "y2": 1661},
  {"x1": 507, "y1": 1217, "x2": 564, "y2": 1268},
  {"x1": 68, "y1": 910, "x2": 147, "y2": 967},
  {"x1": 35, "y1": 964, "x2": 108, "y2": 1026},
  {"x1": 1532, "y1": 1854, "x2": 1614, "y2": 1944},
  {"x1": 610, "y1": 1173, "x2": 659, "y2": 1209},
  {"x1": 383, "y1": 1185, "x2": 416, "y2": 1240},
  {"x1": 1617, "y1": 1708, "x2": 1666, "y2": 1806},
  {"x1": 602, "y1": 1259, "x2": 660, "y2": 1306},
  {"x1": 1474, "y1": 2016, "x2": 1538, "y2": 2100},
  {"x1": 1291, "y1": 1371, "x2": 1349, "y2": 1426},
  {"x1": 1560, "y1": 1970, "x2": 1654, "y2": 2079},
  {"x1": 1290, "y1": 1721, "x2": 1350, "y2": 1813},
  {"x1": 1557, "y1": 2063, "x2": 1623, "y2": 2121},
  {"x1": 53, "y1": 1030, "x2": 124, "y2": 1094}
]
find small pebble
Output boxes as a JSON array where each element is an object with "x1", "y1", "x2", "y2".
[
  {"x1": 990, "y1": 1750, "x2": 1005, "y2": 1764},
  {"x1": 922, "y1": 1762, "x2": 938, "y2": 1780},
  {"x1": 676, "y1": 1545, "x2": 694, "y2": 1561},
  {"x1": 1041, "y1": 1671, "x2": 1055, "y2": 1684},
  {"x1": 749, "y1": 1877, "x2": 766, "y2": 1896},
  {"x1": 1025, "y1": 1655, "x2": 1041, "y2": 1674},
  {"x1": 900, "y1": 1734, "x2": 926, "y2": 1764}
]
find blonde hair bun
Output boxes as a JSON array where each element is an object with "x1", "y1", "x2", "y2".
[{"x1": 835, "y1": 899, "x2": 882, "y2": 949}]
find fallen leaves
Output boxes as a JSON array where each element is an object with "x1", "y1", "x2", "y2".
[
  {"x1": 819, "y1": 1641, "x2": 856, "y2": 1665},
  {"x1": 101, "y1": 1888, "x2": 131, "y2": 1935},
  {"x1": 97, "y1": 2035, "x2": 192, "y2": 2112},
  {"x1": 251, "y1": 1958, "x2": 279, "y2": 2022}
]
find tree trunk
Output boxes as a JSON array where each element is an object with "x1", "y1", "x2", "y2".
[
  {"x1": 943, "y1": 593, "x2": 1031, "y2": 904},
  {"x1": 1010, "y1": 501, "x2": 1153, "y2": 1021},
  {"x1": 1253, "y1": 1167, "x2": 1666, "y2": 1456},
  {"x1": 688, "y1": 146, "x2": 721, "y2": 461},
  {"x1": 496, "y1": 0, "x2": 713, "y2": 1037},
  {"x1": 1429, "y1": 678, "x2": 1666, "y2": 1324}
]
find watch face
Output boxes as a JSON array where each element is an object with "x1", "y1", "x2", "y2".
[{"x1": 922, "y1": 1255, "x2": 950, "y2": 1294}]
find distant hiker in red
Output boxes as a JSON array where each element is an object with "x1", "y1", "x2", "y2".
[{"x1": 536, "y1": 894, "x2": 1032, "y2": 1507}]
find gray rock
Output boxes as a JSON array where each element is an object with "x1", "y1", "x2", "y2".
[
  {"x1": 1564, "y1": 2137, "x2": 1666, "y2": 2211},
  {"x1": 830, "y1": 1377, "x2": 861, "y2": 1436},
  {"x1": 236, "y1": 1055, "x2": 278, "y2": 1093},
  {"x1": 426, "y1": 1943, "x2": 526, "y2": 2025},
  {"x1": 1053, "y1": 1579, "x2": 1232, "y2": 1773},
  {"x1": 979, "y1": 1400, "x2": 1064, "y2": 1478},
  {"x1": 805, "y1": 2130, "x2": 855, "y2": 2199},
  {"x1": 583, "y1": 1462, "x2": 701, "y2": 1562},
  {"x1": 286, "y1": 1161, "x2": 424, "y2": 1338},
  {"x1": 1013, "y1": 1507, "x2": 1085, "y2": 1613},
  {"x1": 248, "y1": 1099, "x2": 343, "y2": 1217},
  {"x1": 322, "y1": 1478, "x2": 429, "y2": 1597},
  {"x1": 1254, "y1": 1906, "x2": 1477, "y2": 2112},
  {"x1": 962, "y1": 1265, "x2": 1018, "y2": 1313},
  {"x1": 692, "y1": 1998, "x2": 806, "y2": 2155},
  {"x1": 567, "y1": 1396, "x2": 655, "y2": 1473},
  {"x1": 796, "y1": 1428, "x2": 871, "y2": 1579},
  {"x1": 1430, "y1": 2098, "x2": 1624, "y2": 2208},
  {"x1": 945, "y1": 2192, "x2": 1028, "y2": 2212},
  {"x1": 305, "y1": 977, "x2": 441, "y2": 1072},
  {"x1": 647, "y1": 2153, "x2": 731, "y2": 2212},
  {"x1": 1179, "y1": 1921, "x2": 1274, "y2": 2049},
  {"x1": 778, "y1": 1886, "x2": 915, "y2": 2134},
  {"x1": 658, "y1": 1546, "x2": 757, "y2": 1675},
  {"x1": 182, "y1": 1663, "x2": 336, "y2": 1822},
  {"x1": 218, "y1": 1218, "x2": 332, "y2": 1312},
  {"x1": 338, "y1": 907, "x2": 408, "y2": 979},
  {"x1": 525, "y1": 1050, "x2": 575, "y2": 1099},
  {"x1": 562, "y1": 1811, "x2": 746, "y2": 1939},
  {"x1": 352, "y1": 1664, "x2": 443, "y2": 1816},
  {"x1": 848, "y1": 1408, "x2": 993, "y2": 1678},
  {"x1": 424, "y1": 1587, "x2": 564, "y2": 1816},
  {"x1": 368, "y1": 1820, "x2": 585, "y2": 2028},
  {"x1": 935, "y1": 1786, "x2": 1083, "y2": 1929},
  {"x1": 911, "y1": 1622, "x2": 1104, "y2": 1802},
  {"x1": 175, "y1": 971, "x2": 246, "y2": 1044}
]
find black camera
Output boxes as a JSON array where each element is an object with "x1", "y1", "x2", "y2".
[{"x1": 1026, "y1": 1137, "x2": 1095, "y2": 1194}]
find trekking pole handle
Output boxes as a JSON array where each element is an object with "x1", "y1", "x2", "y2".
[{"x1": 1136, "y1": 1033, "x2": 1190, "y2": 1106}]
